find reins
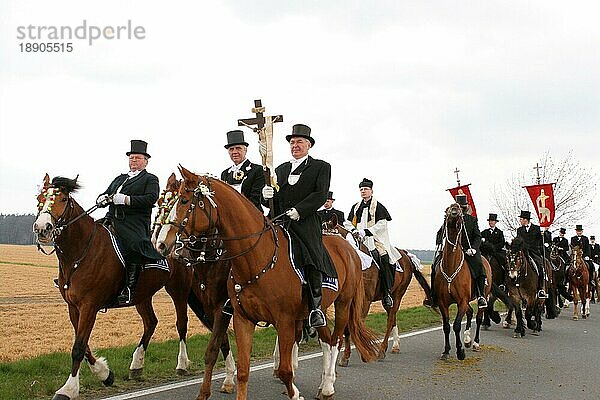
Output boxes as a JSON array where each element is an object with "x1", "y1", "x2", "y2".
[{"x1": 439, "y1": 208, "x2": 466, "y2": 293}]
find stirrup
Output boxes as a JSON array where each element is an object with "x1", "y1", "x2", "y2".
[
  {"x1": 477, "y1": 296, "x2": 488, "y2": 308},
  {"x1": 537, "y1": 289, "x2": 548, "y2": 299},
  {"x1": 382, "y1": 293, "x2": 393, "y2": 310},
  {"x1": 118, "y1": 287, "x2": 132, "y2": 305},
  {"x1": 499, "y1": 284, "x2": 506, "y2": 292},
  {"x1": 53, "y1": 278, "x2": 59, "y2": 288},
  {"x1": 308, "y1": 309, "x2": 326, "y2": 328},
  {"x1": 222, "y1": 299, "x2": 234, "y2": 316}
]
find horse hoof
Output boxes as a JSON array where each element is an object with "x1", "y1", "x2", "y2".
[
  {"x1": 502, "y1": 321, "x2": 510, "y2": 329},
  {"x1": 573, "y1": 316, "x2": 578, "y2": 321},
  {"x1": 582, "y1": 315, "x2": 587, "y2": 319},
  {"x1": 391, "y1": 346, "x2": 400, "y2": 354},
  {"x1": 315, "y1": 388, "x2": 323, "y2": 400},
  {"x1": 472, "y1": 342, "x2": 480, "y2": 352},
  {"x1": 464, "y1": 340, "x2": 472, "y2": 349},
  {"x1": 338, "y1": 357, "x2": 349, "y2": 367},
  {"x1": 457, "y1": 349, "x2": 466, "y2": 360},
  {"x1": 176, "y1": 368, "x2": 188, "y2": 376},
  {"x1": 323, "y1": 393, "x2": 336, "y2": 400},
  {"x1": 103, "y1": 370, "x2": 115, "y2": 386},
  {"x1": 219, "y1": 382, "x2": 235, "y2": 394},
  {"x1": 377, "y1": 351, "x2": 387, "y2": 361},
  {"x1": 129, "y1": 368, "x2": 143, "y2": 380},
  {"x1": 52, "y1": 395, "x2": 70, "y2": 400},
  {"x1": 440, "y1": 353, "x2": 449, "y2": 360},
  {"x1": 513, "y1": 333, "x2": 519, "y2": 338}
]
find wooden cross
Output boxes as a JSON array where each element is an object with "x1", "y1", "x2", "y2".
[
  {"x1": 454, "y1": 167, "x2": 461, "y2": 186},
  {"x1": 533, "y1": 162, "x2": 542, "y2": 184},
  {"x1": 237, "y1": 99, "x2": 283, "y2": 218}
]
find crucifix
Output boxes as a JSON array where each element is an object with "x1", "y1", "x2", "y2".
[
  {"x1": 237, "y1": 99, "x2": 283, "y2": 218},
  {"x1": 454, "y1": 167, "x2": 461, "y2": 186},
  {"x1": 533, "y1": 162, "x2": 542, "y2": 184}
]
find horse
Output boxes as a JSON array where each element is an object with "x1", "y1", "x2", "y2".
[
  {"x1": 433, "y1": 203, "x2": 492, "y2": 360},
  {"x1": 549, "y1": 243, "x2": 573, "y2": 309},
  {"x1": 320, "y1": 215, "x2": 432, "y2": 365},
  {"x1": 568, "y1": 246, "x2": 590, "y2": 320},
  {"x1": 33, "y1": 175, "x2": 172, "y2": 400},
  {"x1": 505, "y1": 237, "x2": 547, "y2": 337},
  {"x1": 479, "y1": 241, "x2": 514, "y2": 329},
  {"x1": 152, "y1": 172, "x2": 236, "y2": 398},
  {"x1": 156, "y1": 166, "x2": 380, "y2": 400}
]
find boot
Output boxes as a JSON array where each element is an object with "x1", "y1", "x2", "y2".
[
  {"x1": 379, "y1": 255, "x2": 394, "y2": 310},
  {"x1": 476, "y1": 276, "x2": 488, "y2": 308},
  {"x1": 306, "y1": 267, "x2": 326, "y2": 328},
  {"x1": 537, "y1": 265, "x2": 547, "y2": 299},
  {"x1": 424, "y1": 260, "x2": 438, "y2": 307},
  {"x1": 118, "y1": 263, "x2": 140, "y2": 305}
]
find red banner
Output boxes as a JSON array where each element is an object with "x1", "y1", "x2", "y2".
[
  {"x1": 524, "y1": 183, "x2": 556, "y2": 228},
  {"x1": 447, "y1": 184, "x2": 477, "y2": 217}
]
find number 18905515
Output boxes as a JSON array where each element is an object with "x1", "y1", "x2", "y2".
[{"x1": 19, "y1": 42, "x2": 73, "y2": 52}]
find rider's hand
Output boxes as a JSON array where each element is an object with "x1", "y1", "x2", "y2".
[
  {"x1": 544, "y1": 243, "x2": 549, "y2": 248},
  {"x1": 262, "y1": 186, "x2": 274, "y2": 199},
  {"x1": 584, "y1": 256, "x2": 590, "y2": 261},
  {"x1": 354, "y1": 229, "x2": 366, "y2": 239},
  {"x1": 285, "y1": 208, "x2": 300, "y2": 221},
  {"x1": 112, "y1": 193, "x2": 129, "y2": 205},
  {"x1": 465, "y1": 248, "x2": 476, "y2": 256},
  {"x1": 96, "y1": 194, "x2": 111, "y2": 208}
]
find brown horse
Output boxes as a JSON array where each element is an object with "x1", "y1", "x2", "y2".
[
  {"x1": 156, "y1": 166, "x2": 379, "y2": 400},
  {"x1": 321, "y1": 216, "x2": 432, "y2": 365},
  {"x1": 33, "y1": 175, "x2": 172, "y2": 400},
  {"x1": 568, "y1": 246, "x2": 590, "y2": 320},
  {"x1": 479, "y1": 242, "x2": 514, "y2": 329},
  {"x1": 549, "y1": 243, "x2": 573, "y2": 309},
  {"x1": 434, "y1": 203, "x2": 492, "y2": 360},
  {"x1": 506, "y1": 237, "x2": 547, "y2": 337},
  {"x1": 152, "y1": 172, "x2": 236, "y2": 399}
]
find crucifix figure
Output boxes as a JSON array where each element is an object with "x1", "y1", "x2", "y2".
[
  {"x1": 533, "y1": 162, "x2": 542, "y2": 184},
  {"x1": 237, "y1": 99, "x2": 283, "y2": 217},
  {"x1": 454, "y1": 167, "x2": 461, "y2": 186}
]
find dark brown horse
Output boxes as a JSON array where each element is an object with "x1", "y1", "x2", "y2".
[
  {"x1": 321, "y1": 216, "x2": 432, "y2": 365},
  {"x1": 33, "y1": 175, "x2": 172, "y2": 400},
  {"x1": 156, "y1": 167, "x2": 379, "y2": 400},
  {"x1": 568, "y1": 245, "x2": 590, "y2": 320},
  {"x1": 479, "y1": 241, "x2": 514, "y2": 329},
  {"x1": 434, "y1": 203, "x2": 492, "y2": 360},
  {"x1": 549, "y1": 243, "x2": 573, "y2": 309},
  {"x1": 153, "y1": 172, "x2": 236, "y2": 399},
  {"x1": 506, "y1": 237, "x2": 547, "y2": 337}
]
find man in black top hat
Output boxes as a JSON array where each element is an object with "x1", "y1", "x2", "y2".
[
  {"x1": 344, "y1": 178, "x2": 402, "y2": 310},
  {"x1": 480, "y1": 213, "x2": 507, "y2": 288},
  {"x1": 590, "y1": 235, "x2": 600, "y2": 265},
  {"x1": 552, "y1": 227, "x2": 570, "y2": 266},
  {"x1": 96, "y1": 140, "x2": 164, "y2": 305},
  {"x1": 516, "y1": 210, "x2": 547, "y2": 299},
  {"x1": 571, "y1": 225, "x2": 594, "y2": 288},
  {"x1": 220, "y1": 130, "x2": 265, "y2": 211},
  {"x1": 261, "y1": 124, "x2": 334, "y2": 329},
  {"x1": 317, "y1": 191, "x2": 345, "y2": 225}
]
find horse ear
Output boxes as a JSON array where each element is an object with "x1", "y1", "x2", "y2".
[
  {"x1": 74, "y1": 174, "x2": 79, "y2": 183},
  {"x1": 43, "y1": 173, "x2": 50, "y2": 188},
  {"x1": 330, "y1": 213, "x2": 338, "y2": 227},
  {"x1": 178, "y1": 164, "x2": 190, "y2": 178},
  {"x1": 167, "y1": 172, "x2": 176, "y2": 186}
]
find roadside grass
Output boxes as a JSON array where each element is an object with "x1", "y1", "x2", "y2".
[{"x1": 1, "y1": 305, "x2": 450, "y2": 399}]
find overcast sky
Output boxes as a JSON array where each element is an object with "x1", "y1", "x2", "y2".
[{"x1": 1, "y1": 1, "x2": 599, "y2": 249}]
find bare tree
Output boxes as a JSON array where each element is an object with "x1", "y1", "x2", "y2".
[{"x1": 492, "y1": 150, "x2": 597, "y2": 237}]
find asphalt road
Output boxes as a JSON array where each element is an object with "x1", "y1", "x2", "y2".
[{"x1": 102, "y1": 303, "x2": 600, "y2": 400}]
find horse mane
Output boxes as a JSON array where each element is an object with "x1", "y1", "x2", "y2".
[
  {"x1": 510, "y1": 236, "x2": 525, "y2": 252},
  {"x1": 51, "y1": 176, "x2": 81, "y2": 194}
]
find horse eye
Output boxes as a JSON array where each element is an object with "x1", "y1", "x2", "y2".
[
  {"x1": 61, "y1": 198, "x2": 68, "y2": 202},
  {"x1": 181, "y1": 198, "x2": 189, "y2": 205}
]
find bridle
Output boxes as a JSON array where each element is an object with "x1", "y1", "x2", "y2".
[
  {"x1": 438, "y1": 204, "x2": 467, "y2": 293},
  {"x1": 152, "y1": 188, "x2": 179, "y2": 235},
  {"x1": 507, "y1": 248, "x2": 526, "y2": 281}
]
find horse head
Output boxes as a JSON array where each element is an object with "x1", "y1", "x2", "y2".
[
  {"x1": 570, "y1": 245, "x2": 584, "y2": 271},
  {"x1": 442, "y1": 203, "x2": 464, "y2": 249},
  {"x1": 507, "y1": 237, "x2": 525, "y2": 280},
  {"x1": 151, "y1": 172, "x2": 181, "y2": 245},
  {"x1": 549, "y1": 243, "x2": 559, "y2": 260},
  {"x1": 33, "y1": 174, "x2": 81, "y2": 244},
  {"x1": 321, "y1": 213, "x2": 339, "y2": 233}
]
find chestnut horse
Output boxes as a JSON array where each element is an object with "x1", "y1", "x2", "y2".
[
  {"x1": 33, "y1": 175, "x2": 172, "y2": 400},
  {"x1": 321, "y1": 216, "x2": 432, "y2": 365},
  {"x1": 568, "y1": 246, "x2": 590, "y2": 320},
  {"x1": 151, "y1": 172, "x2": 236, "y2": 399},
  {"x1": 156, "y1": 167, "x2": 379, "y2": 400},
  {"x1": 434, "y1": 203, "x2": 492, "y2": 360}
]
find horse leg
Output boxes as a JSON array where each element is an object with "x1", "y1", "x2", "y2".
[
  {"x1": 84, "y1": 346, "x2": 114, "y2": 386},
  {"x1": 129, "y1": 299, "x2": 159, "y2": 379},
  {"x1": 197, "y1": 311, "x2": 232, "y2": 399},
  {"x1": 390, "y1": 325, "x2": 401, "y2": 354},
  {"x1": 454, "y1": 303, "x2": 466, "y2": 360},
  {"x1": 473, "y1": 308, "x2": 484, "y2": 351},
  {"x1": 337, "y1": 327, "x2": 351, "y2": 367},
  {"x1": 273, "y1": 336, "x2": 281, "y2": 378},
  {"x1": 233, "y1": 315, "x2": 256, "y2": 400},
  {"x1": 440, "y1": 306, "x2": 451, "y2": 360},
  {"x1": 503, "y1": 306, "x2": 513, "y2": 329},
  {"x1": 221, "y1": 344, "x2": 237, "y2": 394},
  {"x1": 379, "y1": 303, "x2": 399, "y2": 359},
  {"x1": 464, "y1": 304, "x2": 473, "y2": 349},
  {"x1": 513, "y1": 305, "x2": 525, "y2": 338},
  {"x1": 276, "y1": 322, "x2": 303, "y2": 400},
  {"x1": 482, "y1": 297, "x2": 493, "y2": 329},
  {"x1": 53, "y1": 305, "x2": 98, "y2": 400},
  {"x1": 573, "y1": 288, "x2": 579, "y2": 320}
]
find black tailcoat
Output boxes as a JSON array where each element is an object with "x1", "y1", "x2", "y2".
[
  {"x1": 481, "y1": 227, "x2": 506, "y2": 253},
  {"x1": 570, "y1": 235, "x2": 591, "y2": 258},
  {"x1": 269, "y1": 156, "x2": 335, "y2": 277},
  {"x1": 220, "y1": 159, "x2": 265, "y2": 210},
  {"x1": 591, "y1": 243, "x2": 600, "y2": 263},
  {"x1": 101, "y1": 170, "x2": 162, "y2": 262},
  {"x1": 317, "y1": 207, "x2": 345, "y2": 225},
  {"x1": 516, "y1": 224, "x2": 543, "y2": 256},
  {"x1": 552, "y1": 236, "x2": 569, "y2": 261}
]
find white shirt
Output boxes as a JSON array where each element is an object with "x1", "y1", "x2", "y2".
[
  {"x1": 228, "y1": 159, "x2": 248, "y2": 173},
  {"x1": 289, "y1": 155, "x2": 308, "y2": 173}
]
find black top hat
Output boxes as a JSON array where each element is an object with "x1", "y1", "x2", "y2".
[
  {"x1": 359, "y1": 178, "x2": 373, "y2": 189},
  {"x1": 591, "y1": 235, "x2": 596, "y2": 240},
  {"x1": 126, "y1": 139, "x2": 150, "y2": 158},
  {"x1": 327, "y1": 191, "x2": 335, "y2": 200},
  {"x1": 559, "y1": 227, "x2": 566, "y2": 234},
  {"x1": 285, "y1": 124, "x2": 315, "y2": 146},
  {"x1": 224, "y1": 130, "x2": 249, "y2": 149},
  {"x1": 519, "y1": 210, "x2": 531, "y2": 220},
  {"x1": 575, "y1": 224, "x2": 583, "y2": 231},
  {"x1": 487, "y1": 213, "x2": 498, "y2": 221},
  {"x1": 455, "y1": 194, "x2": 468, "y2": 206}
]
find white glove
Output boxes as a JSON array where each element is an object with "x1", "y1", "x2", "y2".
[
  {"x1": 544, "y1": 243, "x2": 549, "y2": 248},
  {"x1": 262, "y1": 186, "x2": 274, "y2": 199},
  {"x1": 285, "y1": 208, "x2": 300, "y2": 221},
  {"x1": 112, "y1": 193, "x2": 129, "y2": 205},
  {"x1": 465, "y1": 248, "x2": 476, "y2": 256},
  {"x1": 353, "y1": 229, "x2": 366, "y2": 239},
  {"x1": 96, "y1": 194, "x2": 111, "y2": 207},
  {"x1": 584, "y1": 256, "x2": 590, "y2": 261}
]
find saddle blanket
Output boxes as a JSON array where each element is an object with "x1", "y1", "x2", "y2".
[
  {"x1": 103, "y1": 226, "x2": 170, "y2": 272},
  {"x1": 405, "y1": 251, "x2": 424, "y2": 272},
  {"x1": 344, "y1": 232, "x2": 410, "y2": 273},
  {"x1": 283, "y1": 228, "x2": 338, "y2": 292}
]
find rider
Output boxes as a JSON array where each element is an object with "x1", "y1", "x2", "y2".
[
  {"x1": 96, "y1": 140, "x2": 164, "y2": 305},
  {"x1": 570, "y1": 225, "x2": 594, "y2": 287},
  {"x1": 343, "y1": 178, "x2": 401, "y2": 310},
  {"x1": 317, "y1": 191, "x2": 345, "y2": 224},
  {"x1": 542, "y1": 227, "x2": 552, "y2": 261},
  {"x1": 220, "y1": 130, "x2": 265, "y2": 211},
  {"x1": 516, "y1": 210, "x2": 547, "y2": 299},
  {"x1": 261, "y1": 124, "x2": 335, "y2": 328},
  {"x1": 590, "y1": 235, "x2": 600, "y2": 265},
  {"x1": 552, "y1": 227, "x2": 570, "y2": 266},
  {"x1": 480, "y1": 213, "x2": 507, "y2": 290}
]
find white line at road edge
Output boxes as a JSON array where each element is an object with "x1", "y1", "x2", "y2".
[{"x1": 101, "y1": 325, "x2": 445, "y2": 399}]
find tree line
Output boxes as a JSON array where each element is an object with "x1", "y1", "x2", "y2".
[{"x1": 0, "y1": 214, "x2": 37, "y2": 245}]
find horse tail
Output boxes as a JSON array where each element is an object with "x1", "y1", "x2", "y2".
[
  {"x1": 187, "y1": 289, "x2": 213, "y2": 329},
  {"x1": 558, "y1": 284, "x2": 573, "y2": 302},
  {"x1": 411, "y1": 263, "x2": 431, "y2": 301},
  {"x1": 347, "y1": 270, "x2": 380, "y2": 363},
  {"x1": 487, "y1": 282, "x2": 511, "y2": 323},
  {"x1": 545, "y1": 285, "x2": 558, "y2": 319}
]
